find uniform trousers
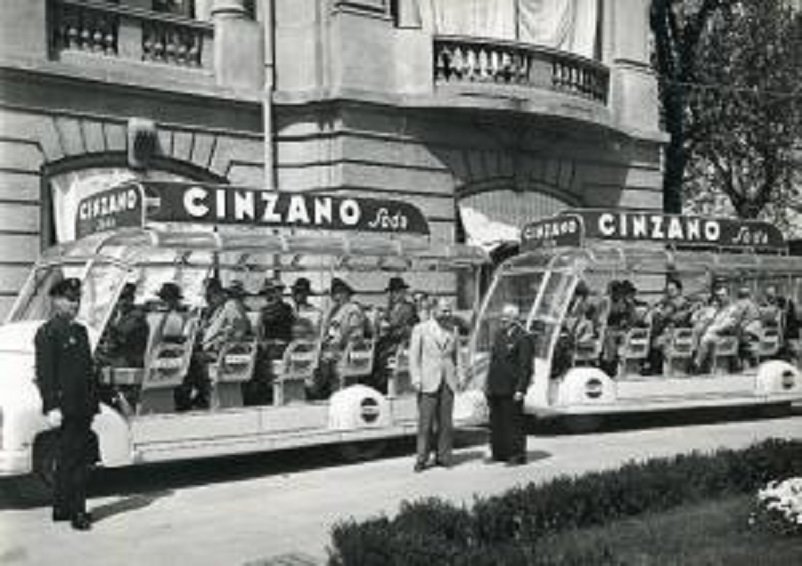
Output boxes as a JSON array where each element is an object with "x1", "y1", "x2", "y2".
[
  {"x1": 416, "y1": 382, "x2": 454, "y2": 465},
  {"x1": 55, "y1": 417, "x2": 94, "y2": 517},
  {"x1": 488, "y1": 395, "x2": 526, "y2": 462}
]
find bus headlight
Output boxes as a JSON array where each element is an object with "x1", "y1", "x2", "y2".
[{"x1": 585, "y1": 378, "x2": 603, "y2": 399}]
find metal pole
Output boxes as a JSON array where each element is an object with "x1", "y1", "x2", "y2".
[{"x1": 262, "y1": 0, "x2": 276, "y2": 191}]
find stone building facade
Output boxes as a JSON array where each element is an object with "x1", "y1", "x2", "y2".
[{"x1": 0, "y1": 0, "x2": 664, "y2": 317}]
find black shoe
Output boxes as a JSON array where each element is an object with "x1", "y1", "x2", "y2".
[
  {"x1": 71, "y1": 512, "x2": 92, "y2": 531},
  {"x1": 413, "y1": 461, "x2": 427, "y2": 473},
  {"x1": 52, "y1": 509, "x2": 70, "y2": 522}
]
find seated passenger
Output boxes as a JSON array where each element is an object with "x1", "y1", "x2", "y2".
[
  {"x1": 310, "y1": 278, "x2": 366, "y2": 398},
  {"x1": 601, "y1": 280, "x2": 638, "y2": 375},
  {"x1": 153, "y1": 282, "x2": 189, "y2": 342},
  {"x1": 100, "y1": 282, "x2": 149, "y2": 368},
  {"x1": 693, "y1": 285, "x2": 739, "y2": 373},
  {"x1": 762, "y1": 284, "x2": 800, "y2": 360},
  {"x1": 202, "y1": 280, "x2": 253, "y2": 353},
  {"x1": 732, "y1": 285, "x2": 762, "y2": 367},
  {"x1": 259, "y1": 278, "x2": 295, "y2": 343},
  {"x1": 290, "y1": 277, "x2": 322, "y2": 337},
  {"x1": 373, "y1": 277, "x2": 418, "y2": 393},
  {"x1": 645, "y1": 278, "x2": 692, "y2": 374}
]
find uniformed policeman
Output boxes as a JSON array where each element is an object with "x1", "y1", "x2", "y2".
[{"x1": 34, "y1": 277, "x2": 98, "y2": 531}]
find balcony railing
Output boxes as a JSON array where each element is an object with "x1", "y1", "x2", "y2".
[
  {"x1": 434, "y1": 36, "x2": 609, "y2": 104},
  {"x1": 49, "y1": 0, "x2": 213, "y2": 69}
]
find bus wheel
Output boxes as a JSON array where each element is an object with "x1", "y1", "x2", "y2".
[
  {"x1": 564, "y1": 415, "x2": 603, "y2": 434},
  {"x1": 337, "y1": 439, "x2": 388, "y2": 463}
]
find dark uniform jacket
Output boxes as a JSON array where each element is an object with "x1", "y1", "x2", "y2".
[
  {"x1": 35, "y1": 317, "x2": 99, "y2": 418},
  {"x1": 486, "y1": 324, "x2": 534, "y2": 397}
]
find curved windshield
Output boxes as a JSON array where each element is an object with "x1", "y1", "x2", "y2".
[{"x1": 8, "y1": 260, "x2": 128, "y2": 335}]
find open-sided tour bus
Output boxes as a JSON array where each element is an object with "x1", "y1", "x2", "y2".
[
  {"x1": 469, "y1": 209, "x2": 802, "y2": 431},
  {"x1": 0, "y1": 181, "x2": 489, "y2": 481}
]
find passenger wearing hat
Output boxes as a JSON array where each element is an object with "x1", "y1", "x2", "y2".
[
  {"x1": 153, "y1": 282, "x2": 188, "y2": 342},
  {"x1": 373, "y1": 277, "x2": 418, "y2": 392},
  {"x1": 100, "y1": 282, "x2": 149, "y2": 368},
  {"x1": 258, "y1": 277, "x2": 295, "y2": 342},
  {"x1": 310, "y1": 279, "x2": 366, "y2": 398},
  {"x1": 34, "y1": 278, "x2": 97, "y2": 531},
  {"x1": 202, "y1": 279, "x2": 252, "y2": 352},
  {"x1": 290, "y1": 277, "x2": 322, "y2": 337},
  {"x1": 322, "y1": 278, "x2": 366, "y2": 351}
]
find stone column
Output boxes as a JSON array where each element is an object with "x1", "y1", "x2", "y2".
[
  {"x1": 608, "y1": 0, "x2": 660, "y2": 135},
  {"x1": 212, "y1": 0, "x2": 264, "y2": 91}
]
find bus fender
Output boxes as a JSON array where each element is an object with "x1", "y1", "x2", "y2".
[
  {"x1": 755, "y1": 360, "x2": 800, "y2": 396},
  {"x1": 328, "y1": 385, "x2": 391, "y2": 430},
  {"x1": 91, "y1": 404, "x2": 133, "y2": 468},
  {"x1": 559, "y1": 367, "x2": 616, "y2": 406}
]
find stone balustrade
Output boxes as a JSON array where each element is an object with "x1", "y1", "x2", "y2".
[
  {"x1": 50, "y1": 0, "x2": 213, "y2": 69},
  {"x1": 434, "y1": 36, "x2": 609, "y2": 104}
]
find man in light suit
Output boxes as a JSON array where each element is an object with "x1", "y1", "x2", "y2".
[{"x1": 409, "y1": 297, "x2": 460, "y2": 472}]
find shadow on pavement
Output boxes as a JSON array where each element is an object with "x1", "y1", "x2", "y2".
[
  {"x1": 91, "y1": 489, "x2": 173, "y2": 523},
  {"x1": 526, "y1": 403, "x2": 801, "y2": 437}
]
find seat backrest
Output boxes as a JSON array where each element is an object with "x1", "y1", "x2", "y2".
[
  {"x1": 216, "y1": 340, "x2": 257, "y2": 383},
  {"x1": 667, "y1": 328, "x2": 695, "y2": 357},
  {"x1": 758, "y1": 326, "x2": 781, "y2": 357},
  {"x1": 622, "y1": 327, "x2": 651, "y2": 360},
  {"x1": 282, "y1": 339, "x2": 319, "y2": 380},
  {"x1": 715, "y1": 335, "x2": 739, "y2": 357},
  {"x1": 338, "y1": 338, "x2": 375, "y2": 378}
]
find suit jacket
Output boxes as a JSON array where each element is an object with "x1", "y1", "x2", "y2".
[
  {"x1": 486, "y1": 324, "x2": 533, "y2": 397},
  {"x1": 408, "y1": 318, "x2": 459, "y2": 394},
  {"x1": 35, "y1": 316, "x2": 99, "y2": 418}
]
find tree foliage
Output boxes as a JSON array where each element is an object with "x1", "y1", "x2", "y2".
[{"x1": 651, "y1": 0, "x2": 802, "y2": 227}]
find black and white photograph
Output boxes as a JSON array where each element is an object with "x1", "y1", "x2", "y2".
[{"x1": 0, "y1": 1, "x2": 800, "y2": 565}]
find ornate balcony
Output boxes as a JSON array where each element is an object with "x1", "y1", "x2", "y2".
[
  {"x1": 434, "y1": 36, "x2": 609, "y2": 104},
  {"x1": 49, "y1": 0, "x2": 213, "y2": 69}
]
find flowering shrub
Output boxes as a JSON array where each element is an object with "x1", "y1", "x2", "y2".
[{"x1": 750, "y1": 477, "x2": 802, "y2": 537}]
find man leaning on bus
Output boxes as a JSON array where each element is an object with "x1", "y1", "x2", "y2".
[{"x1": 34, "y1": 278, "x2": 98, "y2": 531}]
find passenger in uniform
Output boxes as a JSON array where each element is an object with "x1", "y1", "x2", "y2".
[
  {"x1": 290, "y1": 277, "x2": 322, "y2": 337},
  {"x1": 485, "y1": 304, "x2": 533, "y2": 465},
  {"x1": 374, "y1": 277, "x2": 418, "y2": 392},
  {"x1": 99, "y1": 282, "x2": 149, "y2": 368},
  {"x1": 34, "y1": 278, "x2": 97, "y2": 531},
  {"x1": 409, "y1": 298, "x2": 460, "y2": 471}
]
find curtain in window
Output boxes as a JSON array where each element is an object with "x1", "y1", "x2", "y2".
[{"x1": 421, "y1": 0, "x2": 598, "y2": 59}]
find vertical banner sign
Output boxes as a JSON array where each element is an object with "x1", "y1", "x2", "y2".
[
  {"x1": 75, "y1": 182, "x2": 145, "y2": 239},
  {"x1": 142, "y1": 181, "x2": 431, "y2": 235}
]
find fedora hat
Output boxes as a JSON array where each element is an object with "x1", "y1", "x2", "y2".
[
  {"x1": 156, "y1": 282, "x2": 183, "y2": 301},
  {"x1": 385, "y1": 276, "x2": 409, "y2": 293},
  {"x1": 291, "y1": 277, "x2": 314, "y2": 294},
  {"x1": 329, "y1": 277, "x2": 354, "y2": 296}
]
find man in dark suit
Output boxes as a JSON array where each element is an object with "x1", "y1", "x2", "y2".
[
  {"x1": 35, "y1": 278, "x2": 98, "y2": 531},
  {"x1": 486, "y1": 303, "x2": 533, "y2": 465}
]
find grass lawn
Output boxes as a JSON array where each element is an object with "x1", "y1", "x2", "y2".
[{"x1": 534, "y1": 495, "x2": 802, "y2": 566}]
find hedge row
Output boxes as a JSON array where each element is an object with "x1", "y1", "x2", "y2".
[{"x1": 328, "y1": 438, "x2": 802, "y2": 566}]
